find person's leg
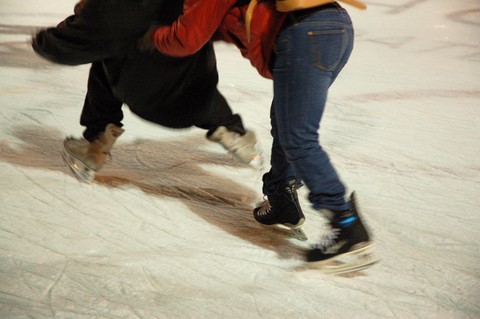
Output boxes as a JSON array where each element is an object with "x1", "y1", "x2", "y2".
[
  {"x1": 262, "y1": 103, "x2": 299, "y2": 195},
  {"x1": 269, "y1": 6, "x2": 354, "y2": 212},
  {"x1": 184, "y1": 44, "x2": 261, "y2": 167},
  {"x1": 186, "y1": 43, "x2": 245, "y2": 135},
  {"x1": 252, "y1": 100, "x2": 306, "y2": 239},
  {"x1": 62, "y1": 61, "x2": 124, "y2": 182},
  {"x1": 80, "y1": 61, "x2": 124, "y2": 141},
  {"x1": 254, "y1": 4, "x2": 355, "y2": 240},
  {"x1": 274, "y1": 5, "x2": 376, "y2": 268},
  {"x1": 199, "y1": 89, "x2": 245, "y2": 136},
  {"x1": 204, "y1": 90, "x2": 262, "y2": 167}
]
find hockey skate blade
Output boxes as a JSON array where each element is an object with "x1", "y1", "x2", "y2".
[
  {"x1": 306, "y1": 243, "x2": 379, "y2": 275},
  {"x1": 262, "y1": 223, "x2": 308, "y2": 242},
  {"x1": 62, "y1": 150, "x2": 95, "y2": 183}
]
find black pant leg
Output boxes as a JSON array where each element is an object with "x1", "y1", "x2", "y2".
[
  {"x1": 196, "y1": 89, "x2": 246, "y2": 136},
  {"x1": 80, "y1": 61, "x2": 124, "y2": 141}
]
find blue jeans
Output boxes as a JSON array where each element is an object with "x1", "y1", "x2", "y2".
[{"x1": 262, "y1": 4, "x2": 354, "y2": 212}]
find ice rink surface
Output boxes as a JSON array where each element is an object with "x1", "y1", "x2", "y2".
[{"x1": 0, "y1": 0, "x2": 479, "y2": 318}]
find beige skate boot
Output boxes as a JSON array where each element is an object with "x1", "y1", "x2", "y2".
[
  {"x1": 62, "y1": 123, "x2": 124, "y2": 182},
  {"x1": 208, "y1": 126, "x2": 264, "y2": 170}
]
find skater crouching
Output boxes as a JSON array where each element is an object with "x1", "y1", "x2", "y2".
[{"x1": 32, "y1": 0, "x2": 262, "y2": 182}]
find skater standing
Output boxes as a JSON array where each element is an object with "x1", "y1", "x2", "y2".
[
  {"x1": 32, "y1": 0, "x2": 262, "y2": 182},
  {"x1": 141, "y1": 0, "x2": 376, "y2": 272}
]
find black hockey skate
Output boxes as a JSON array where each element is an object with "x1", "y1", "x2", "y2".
[
  {"x1": 305, "y1": 192, "x2": 378, "y2": 274},
  {"x1": 253, "y1": 179, "x2": 307, "y2": 241}
]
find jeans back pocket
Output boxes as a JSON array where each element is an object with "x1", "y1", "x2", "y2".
[{"x1": 308, "y1": 27, "x2": 347, "y2": 72}]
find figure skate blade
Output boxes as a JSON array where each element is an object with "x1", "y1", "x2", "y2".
[{"x1": 62, "y1": 150, "x2": 95, "y2": 183}]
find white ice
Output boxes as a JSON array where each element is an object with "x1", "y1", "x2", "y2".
[{"x1": 0, "y1": 0, "x2": 479, "y2": 318}]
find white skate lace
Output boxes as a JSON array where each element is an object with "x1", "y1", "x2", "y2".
[{"x1": 255, "y1": 199, "x2": 271, "y2": 217}]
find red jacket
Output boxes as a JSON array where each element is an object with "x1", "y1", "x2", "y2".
[{"x1": 151, "y1": 0, "x2": 287, "y2": 79}]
